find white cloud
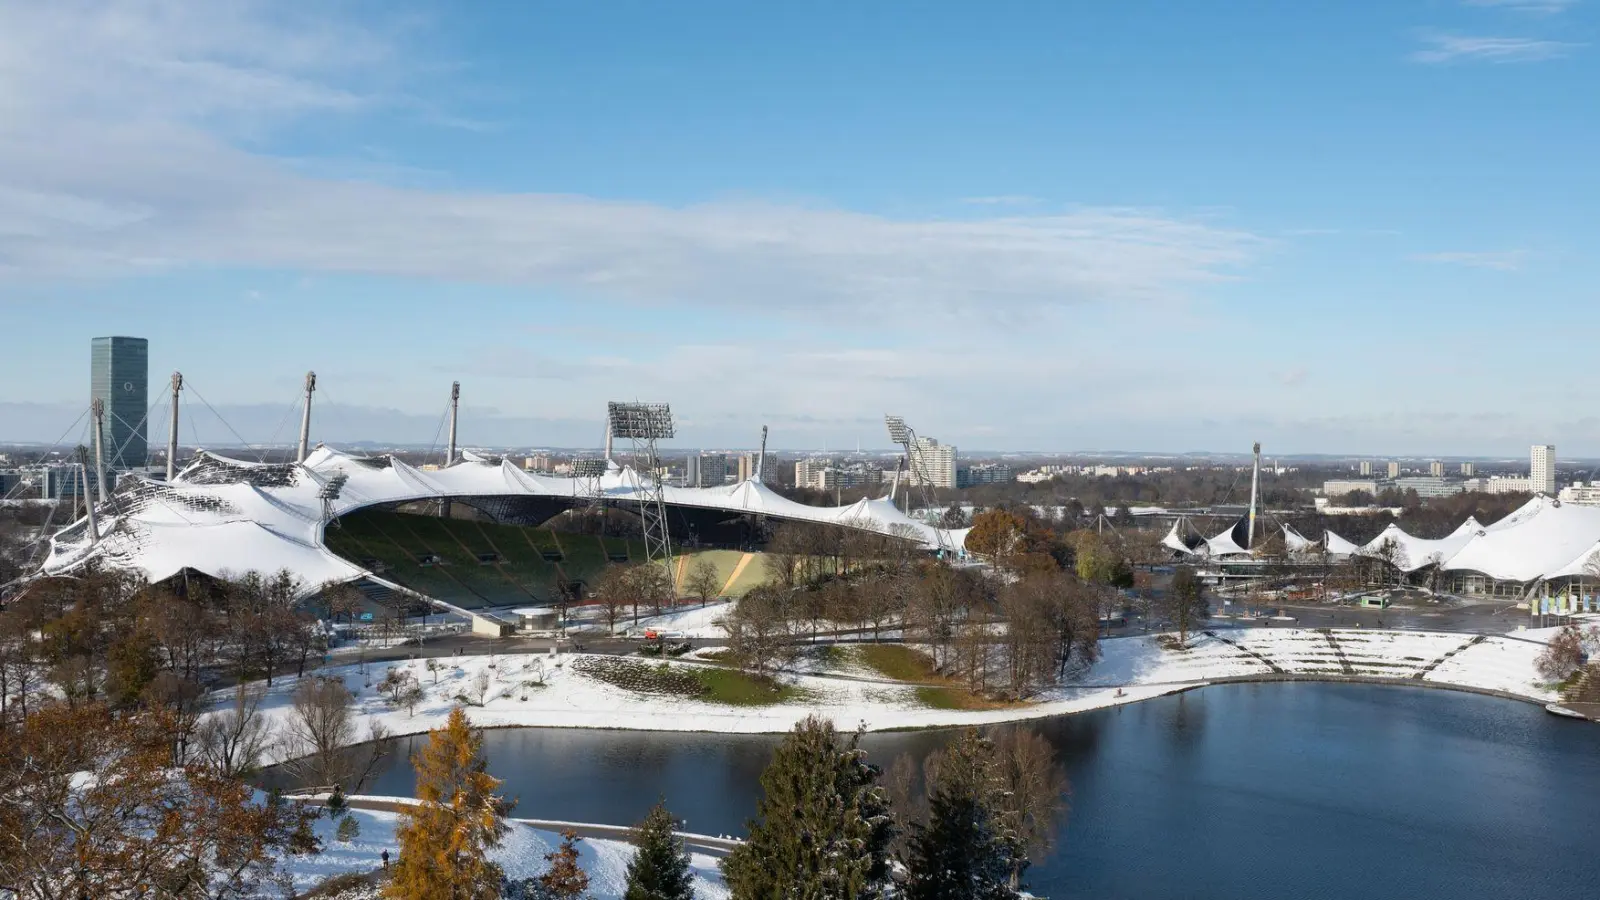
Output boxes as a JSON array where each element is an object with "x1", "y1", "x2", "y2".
[
  {"x1": 1410, "y1": 250, "x2": 1527, "y2": 271},
  {"x1": 1411, "y1": 33, "x2": 1581, "y2": 63},
  {"x1": 1463, "y1": 0, "x2": 1580, "y2": 14},
  {"x1": 0, "y1": 1, "x2": 1263, "y2": 319}
]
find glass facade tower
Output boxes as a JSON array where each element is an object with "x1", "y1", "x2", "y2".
[{"x1": 90, "y1": 336, "x2": 149, "y2": 470}]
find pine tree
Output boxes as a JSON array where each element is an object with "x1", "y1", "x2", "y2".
[
  {"x1": 623, "y1": 799, "x2": 694, "y2": 900},
  {"x1": 722, "y1": 715, "x2": 895, "y2": 900},
  {"x1": 539, "y1": 830, "x2": 590, "y2": 899},
  {"x1": 337, "y1": 814, "x2": 361, "y2": 843},
  {"x1": 387, "y1": 707, "x2": 514, "y2": 900},
  {"x1": 904, "y1": 730, "x2": 1022, "y2": 900}
]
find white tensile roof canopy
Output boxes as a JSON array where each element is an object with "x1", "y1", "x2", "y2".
[{"x1": 41, "y1": 447, "x2": 968, "y2": 599}]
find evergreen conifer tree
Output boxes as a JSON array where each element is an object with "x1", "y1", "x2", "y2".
[
  {"x1": 722, "y1": 715, "x2": 894, "y2": 900},
  {"x1": 386, "y1": 707, "x2": 514, "y2": 900},
  {"x1": 904, "y1": 730, "x2": 1022, "y2": 900},
  {"x1": 623, "y1": 799, "x2": 694, "y2": 900}
]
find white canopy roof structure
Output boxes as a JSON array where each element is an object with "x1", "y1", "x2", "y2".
[
  {"x1": 1282, "y1": 524, "x2": 1318, "y2": 553},
  {"x1": 1438, "y1": 496, "x2": 1600, "y2": 584},
  {"x1": 1203, "y1": 520, "x2": 1252, "y2": 557},
  {"x1": 41, "y1": 447, "x2": 968, "y2": 598},
  {"x1": 1324, "y1": 530, "x2": 1363, "y2": 557},
  {"x1": 1358, "y1": 522, "x2": 1484, "y2": 574}
]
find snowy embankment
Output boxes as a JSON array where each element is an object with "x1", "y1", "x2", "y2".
[
  {"x1": 283, "y1": 801, "x2": 728, "y2": 899},
  {"x1": 235, "y1": 627, "x2": 1563, "y2": 759}
]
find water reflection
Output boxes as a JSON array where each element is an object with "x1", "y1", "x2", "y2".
[{"x1": 267, "y1": 684, "x2": 1600, "y2": 900}]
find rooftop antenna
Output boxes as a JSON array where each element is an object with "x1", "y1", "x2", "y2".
[
  {"x1": 1248, "y1": 441, "x2": 1262, "y2": 550},
  {"x1": 296, "y1": 371, "x2": 316, "y2": 464},
  {"x1": 446, "y1": 381, "x2": 461, "y2": 467},
  {"x1": 166, "y1": 372, "x2": 183, "y2": 481},
  {"x1": 756, "y1": 425, "x2": 768, "y2": 482},
  {"x1": 608, "y1": 401, "x2": 676, "y2": 577}
]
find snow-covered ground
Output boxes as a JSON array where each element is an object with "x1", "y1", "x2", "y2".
[
  {"x1": 283, "y1": 801, "x2": 728, "y2": 898},
  {"x1": 234, "y1": 626, "x2": 1563, "y2": 761}
]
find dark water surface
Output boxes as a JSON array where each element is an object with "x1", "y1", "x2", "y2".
[{"x1": 343, "y1": 684, "x2": 1600, "y2": 899}]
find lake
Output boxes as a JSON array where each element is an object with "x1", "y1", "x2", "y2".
[{"x1": 319, "y1": 684, "x2": 1600, "y2": 899}]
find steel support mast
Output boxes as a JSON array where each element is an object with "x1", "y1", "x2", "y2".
[
  {"x1": 90, "y1": 398, "x2": 110, "y2": 503},
  {"x1": 166, "y1": 372, "x2": 183, "y2": 481},
  {"x1": 296, "y1": 371, "x2": 316, "y2": 464},
  {"x1": 1247, "y1": 441, "x2": 1262, "y2": 550},
  {"x1": 446, "y1": 381, "x2": 461, "y2": 467}
]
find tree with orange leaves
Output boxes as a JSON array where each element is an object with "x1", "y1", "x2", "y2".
[{"x1": 387, "y1": 707, "x2": 515, "y2": 900}]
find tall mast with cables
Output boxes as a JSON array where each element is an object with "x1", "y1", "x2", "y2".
[
  {"x1": 446, "y1": 381, "x2": 461, "y2": 467},
  {"x1": 1247, "y1": 441, "x2": 1262, "y2": 550},
  {"x1": 756, "y1": 425, "x2": 768, "y2": 482},
  {"x1": 90, "y1": 399, "x2": 110, "y2": 503},
  {"x1": 77, "y1": 446, "x2": 98, "y2": 546},
  {"x1": 296, "y1": 371, "x2": 316, "y2": 464},
  {"x1": 166, "y1": 372, "x2": 183, "y2": 481}
]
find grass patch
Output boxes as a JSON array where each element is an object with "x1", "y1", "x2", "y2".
[
  {"x1": 693, "y1": 649, "x2": 738, "y2": 665},
  {"x1": 914, "y1": 685, "x2": 1016, "y2": 711},
  {"x1": 858, "y1": 644, "x2": 939, "y2": 681},
  {"x1": 694, "y1": 667, "x2": 810, "y2": 706}
]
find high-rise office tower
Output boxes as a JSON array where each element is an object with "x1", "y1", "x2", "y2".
[
  {"x1": 91, "y1": 336, "x2": 149, "y2": 470},
  {"x1": 1531, "y1": 444, "x2": 1556, "y2": 495}
]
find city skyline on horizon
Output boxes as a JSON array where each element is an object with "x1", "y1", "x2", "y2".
[{"x1": 2, "y1": 3, "x2": 1596, "y2": 455}]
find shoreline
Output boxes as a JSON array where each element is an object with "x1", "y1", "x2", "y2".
[{"x1": 235, "y1": 626, "x2": 1569, "y2": 764}]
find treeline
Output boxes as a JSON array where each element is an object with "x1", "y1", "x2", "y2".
[
  {"x1": 722, "y1": 515, "x2": 1202, "y2": 700},
  {"x1": 1288, "y1": 490, "x2": 1532, "y2": 545}
]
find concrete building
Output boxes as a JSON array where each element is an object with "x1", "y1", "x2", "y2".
[
  {"x1": 91, "y1": 336, "x2": 148, "y2": 470},
  {"x1": 1324, "y1": 478, "x2": 1380, "y2": 499},
  {"x1": 1558, "y1": 482, "x2": 1600, "y2": 506},
  {"x1": 1465, "y1": 476, "x2": 1533, "y2": 495},
  {"x1": 907, "y1": 436, "x2": 957, "y2": 489},
  {"x1": 1429, "y1": 461, "x2": 1444, "y2": 477},
  {"x1": 685, "y1": 453, "x2": 728, "y2": 487},
  {"x1": 523, "y1": 454, "x2": 552, "y2": 472},
  {"x1": 1387, "y1": 461, "x2": 1400, "y2": 478},
  {"x1": 1460, "y1": 462, "x2": 1476, "y2": 476},
  {"x1": 1359, "y1": 461, "x2": 1373, "y2": 476},
  {"x1": 794, "y1": 458, "x2": 830, "y2": 489},
  {"x1": 957, "y1": 463, "x2": 1014, "y2": 488},
  {"x1": 736, "y1": 453, "x2": 773, "y2": 484},
  {"x1": 1531, "y1": 444, "x2": 1556, "y2": 495},
  {"x1": 1394, "y1": 476, "x2": 1463, "y2": 499}
]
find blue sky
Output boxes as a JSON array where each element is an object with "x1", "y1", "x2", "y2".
[{"x1": 1, "y1": 0, "x2": 1595, "y2": 455}]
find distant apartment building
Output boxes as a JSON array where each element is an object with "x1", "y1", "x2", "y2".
[
  {"x1": 1359, "y1": 461, "x2": 1373, "y2": 476},
  {"x1": 736, "y1": 452, "x2": 774, "y2": 484},
  {"x1": 1394, "y1": 476, "x2": 1463, "y2": 499},
  {"x1": 906, "y1": 437, "x2": 957, "y2": 489},
  {"x1": 794, "y1": 458, "x2": 830, "y2": 489},
  {"x1": 523, "y1": 454, "x2": 552, "y2": 472},
  {"x1": 795, "y1": 458, "x2": 880, "y2": 490},
  {"x1": 1558, "y1": 482, "x2": 1600, "y2": 506},
  {"x1": 1323, "y1": 479, "x2": 1380, "y2": 499},
  {"x1": 1429, "y1": 461, "x2": 1444, "y2": 477},
  {"x1": 1460, "y1": 462, "x2": 1476, "y2": 476},
  {"x1": 1386, "y1": 461, "x2": 1400, "y2": 478},
  {"x1": 1464, "y1": 476, "x2": 1532, "y2": 495},
  {"x1": 1531, "y1": 444, "x2": 1556, "y2": 495},
  {"x1": 1016, "y1": 465, "x2": 1070, "y2": 484},
  {"x1": 685, "y1": 453, "x2": 729, "y2": 487},
  {"x1": 957, "y1": 463, "x2": 1014, "y2": 488}
]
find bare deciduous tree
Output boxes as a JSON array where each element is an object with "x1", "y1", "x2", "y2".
[{"x1": 194, "y1": 684, "x2": 273, "y2": 779}]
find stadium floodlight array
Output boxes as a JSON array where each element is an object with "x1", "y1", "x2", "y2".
[
  {"x1": 884, "y1": 415, "x2": 910, "y2": 445},
  {"x1": 318, "y1": 470, "x2": 350, "y2": 523},
  {"x1": 608, "y1": 402, "x2": 675, "y2": 440},
  {"x1": 570, "y1": 458, "x2": 608, "y2": 478}
]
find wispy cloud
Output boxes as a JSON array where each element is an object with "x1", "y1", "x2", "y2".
[
  {"x1": 960, "y1": 195, "x2": 1041, "y2": 206},
  {"x1": 1411, "y1": 32, "x2": 1581, "y2": 63},
  {"x1": 1410, "y1": 250, "x2": 1528, "y2": 271},
  {"x1": 1463, "y1": 0, "x2": 1580, "y2": 15},
  {"x1": 0, "y1": 3, "x2": 1264, "y2": 319}
]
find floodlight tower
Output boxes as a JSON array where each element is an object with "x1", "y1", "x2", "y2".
[
  {"x1": 319, "y1": 470, "x2": 349, "y2": 525},
  {"x1": 607, "y1": 401, "x2": 675, "y2": 573},
  {"x1": 570, "y1": 457, "x2": 609, "y2": 526},
  {"x1": 885, "y1": 415, "x2": 949, "y2": 556}
]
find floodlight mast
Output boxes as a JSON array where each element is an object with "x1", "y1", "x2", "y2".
[
  {"x1": 884, "y1": 414, "x2": 949, "y2": 556},
  {"x1": 607, "y1": 401, "x2": 676, "y2": 576}
]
